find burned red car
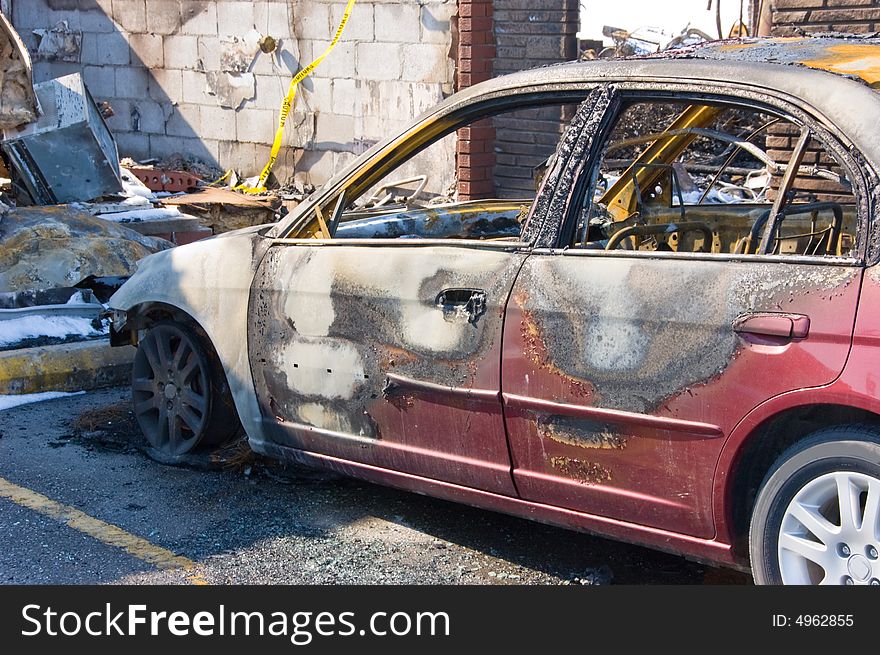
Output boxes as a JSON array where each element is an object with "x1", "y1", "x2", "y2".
[{"x1": 109, "y1": 37, "x2": 880, "y2": 585}]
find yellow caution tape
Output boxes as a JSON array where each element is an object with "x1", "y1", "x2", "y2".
[
  {"x1": 237, "y1": 0, "x2": 357, "y2": 194},
  {"x1": 207, "y1": 169, "x2": 231, "y2": 187}
]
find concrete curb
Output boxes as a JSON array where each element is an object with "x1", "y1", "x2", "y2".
[{"x1": 0, "y1": 339, "x2": 134, "y2": 395}]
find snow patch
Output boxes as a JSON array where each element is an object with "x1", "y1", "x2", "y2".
[
  {"x1": 0, "y1": 391, "x2": 85, "y2": 412},
  {"x1": 96, "y1": 207, "x2": 184, "y2": 223},
  {"x1": 65, "y1": 290, "x2": 95, "y2": 305},
  {"x1": 119, "y1": 195, "x2": 153, "y2": 207},
  {"x1": 120, "y1": 168, "x2": 157, "y2": 201},
  {"x1": 0, "y1": 314, "x2": 106, "y2": 348}
]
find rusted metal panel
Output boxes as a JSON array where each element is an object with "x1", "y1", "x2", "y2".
[
  {"x1": 248, "y1": 243, "x2": 526, "y2": 495},
  {"x1": 502, "y1": 252, "x2": 862, "y2": 538}
]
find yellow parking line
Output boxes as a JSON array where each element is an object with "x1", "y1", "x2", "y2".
[{"x1": 0, "y1": 477, "x2": 208, "y2": 585}]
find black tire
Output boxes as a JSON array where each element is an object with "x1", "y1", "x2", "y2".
[
  {"x1": 131, "y1": 319, "x2": 240, "y2": 456},
  {"x1": 749, "y1": 426, "x2": 880, "y2": 585}
]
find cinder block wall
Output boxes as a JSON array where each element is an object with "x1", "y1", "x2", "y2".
[
  {"x1": 770, "y1": 0, "x2": 880, "y2": 34},
  {"x1": 10, "y1": 0, "x2": 456, "y2": 186}
]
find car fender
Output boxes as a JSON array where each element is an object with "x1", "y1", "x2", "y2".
[
  {"x1": 109, "y1": 226, "x2": 271, "y2": 439},
  {"x1": 711, "y1": 378, "x2": 880, "y2": 545}
]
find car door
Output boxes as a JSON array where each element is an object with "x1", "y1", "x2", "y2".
[
  {"x1": 247, "y1": 87, "x2": 617, "y2": 495},
  {"x1": 501, "y1": 92, "x2": 865, "y2": 538},
  {"x1": 250, "y1": 242, "x2": 523, "y2": 494}
]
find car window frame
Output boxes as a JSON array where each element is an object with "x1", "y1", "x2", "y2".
[
  {"x1": 270, "y1": 88, "x2": 600, "y2": 246},
  {"x1": 554, "y1": 84, "x2": 870, "y2": 267}
]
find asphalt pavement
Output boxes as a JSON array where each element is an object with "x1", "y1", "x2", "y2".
[{"x1": 0, "y1": 387, "x2": 750, "y2": 585}]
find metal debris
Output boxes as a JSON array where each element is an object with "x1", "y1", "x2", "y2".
[
  {"x1": 1, "y1": 73, "x2": 122, "y2": 204},
  {"x1": 161, "y1": 186, "x2": 280, "y2": 233}
]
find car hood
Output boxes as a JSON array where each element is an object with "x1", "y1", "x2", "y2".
[{"x1": 108, "y1": 222, "x2": 271, "y2": 312}]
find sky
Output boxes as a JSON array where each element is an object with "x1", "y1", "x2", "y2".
[{"x1": 578, "y1": 0, "x2": 750, "y2": 44}]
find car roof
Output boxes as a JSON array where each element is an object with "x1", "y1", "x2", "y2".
[
  {"x1": 455, "y1": 36, "x2": 880, "y2": 172},
  {"x1": 666, "y1": 36, "x2": 880, "y2": 87}
]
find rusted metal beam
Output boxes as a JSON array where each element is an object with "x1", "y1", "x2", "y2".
[{"x1": 599, "y1": 104, "x2": 723, "y2": 221}]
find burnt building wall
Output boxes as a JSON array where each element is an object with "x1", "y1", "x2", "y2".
[
  {"x1": 8, "y1": 0, "x2": 578, "y2": 194},
  {"x1": 10, "y1": 0, "x2": 456, "y2": 187}
]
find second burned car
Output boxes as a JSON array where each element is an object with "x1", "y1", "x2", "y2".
[{"x1": 109, "y1": 37, "x2": 880, "y2": 585}]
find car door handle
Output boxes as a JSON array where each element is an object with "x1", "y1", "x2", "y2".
[
  {"x1": 436, "y1": 288, "x2": 487, "y2": 324},
  {"x1": 733, "y1": 312, "x2": 810, "y2": 339}
]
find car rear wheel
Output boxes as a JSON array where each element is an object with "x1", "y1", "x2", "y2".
[
  {"x1": 131, "y1": 320, "x2": 239, "y2": 456},
  {"x1": 749, "y1": 427, "x2": 880, "y2": 585}
]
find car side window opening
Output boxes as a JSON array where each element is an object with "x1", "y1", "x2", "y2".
[
  {"x1": 294, "y1": 101, "x2": 580, "y2": 241},
  {"x1": 572, "y1": 99, "x2": 858, "y2": 258}
]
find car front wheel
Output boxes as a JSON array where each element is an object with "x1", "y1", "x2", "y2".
[
  {"x1": 131, "y1": 320, "x2": 239, "y2": 456},
  {"x1": 750, "y1": 427, "x2": 880, "y2": 585}
]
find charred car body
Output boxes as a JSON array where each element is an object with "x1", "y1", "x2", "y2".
[{"x1": 109, "y1": 37, "x2": 880, "y2": 585}]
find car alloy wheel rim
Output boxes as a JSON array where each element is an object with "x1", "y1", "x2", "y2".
[
  {"x1": 778, "y1": 471, "x2": 880, "y2": 585},
  {"x1": 132, "y1": 325, "x2": 209, "y2": 456}
]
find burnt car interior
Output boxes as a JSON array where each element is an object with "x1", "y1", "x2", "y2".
[
  {"x1": 571, "y1": 99, "x2": 858, "y2": 257},
  {"x1": 284, "y1": 93, "x2": 858, "y2": 258}
]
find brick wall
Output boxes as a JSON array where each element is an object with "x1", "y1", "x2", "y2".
[
  {"x1": 765, "y1": 122, "x2": 852, "y2": 203},
  {"x1": 765, "y1": 1, "x2": 878, "y2": 204},
  {"x1": 771, "y1": 0, "x2": 880, "y2": 35},
  {"x1": 492, "y1": 0, "x2": 578, "y2": 197},
  {"x1": 11, "y1": 0, "x2": 456, "y2": 186},
  {"x1": 452, "y1": 0, "x2": 579, "y2": 200},
  {"x1": 455, "y1": 0, "x2": 494, "y2": 200}
]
